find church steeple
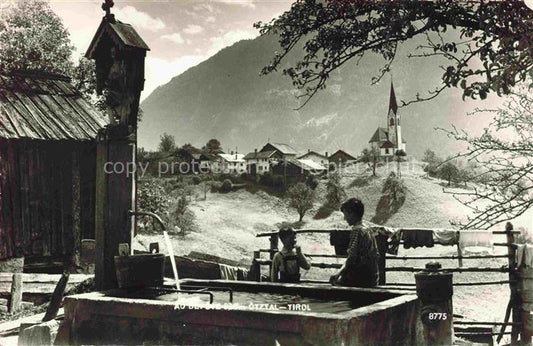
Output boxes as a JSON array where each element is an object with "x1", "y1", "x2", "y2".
[
  {"x1": 389, "y1": 81, "x2": 398, "y2": 115},
  {"x1": 387, "y1": 81, "x2": 401, "y2": 148}
]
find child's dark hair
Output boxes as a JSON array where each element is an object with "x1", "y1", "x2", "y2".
[
  {"x1": 278, "y1": 226, "x2": 295, "y2": 241},
  {"x1": 340, "y1": 198, "x2": 364, "y2": 219}
]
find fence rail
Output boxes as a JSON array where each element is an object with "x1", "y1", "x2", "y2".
[{"x1": 252, "y1": 223, "x2": 524, "y2": 344}]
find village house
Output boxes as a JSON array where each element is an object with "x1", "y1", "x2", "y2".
[
  {"x1": 298, "y1": 150, "x2": 328, "y2": 167},
  {"x1": 259, "y1": 142, "x2": 298, "y2": 159},
  {"x1": 369, "y1": 82, "x2": 407, "y2": 158},
  {"x1": 198, "y1": 152, "x2": 219, "y2": 173},
  {"x1": 328, "y1": 149, "x2": 357, "y2": 168},
  {"x1": 0, "y1": 70, "x2": 108, "y2": 266},
  {"x1": 243, "y1": 149, "x2": 282, "y2": 175},
  {"x1": 217, "y1": 153, "x2": 247, "y2": 174},
  {"x1": 271, "y1": 158, "x2": 327, "y2": 179}
]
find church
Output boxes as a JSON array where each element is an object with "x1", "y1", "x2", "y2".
[{"x1": 368, "y1": 82, "x2": 406, "y2": 158}]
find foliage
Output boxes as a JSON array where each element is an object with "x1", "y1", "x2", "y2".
[
  {"x1": 192, "y1": 176, "x2": 202, "y2": 185},
  {"x1": 210, "y1": 181, "x2": 222, "y2": 193},
  {"x1": 158, "y1": 133, "x2": 176, "y2": 153},
  {"x1": 204, "y1": 138, "x2": 222, "y2": 153},
  {"x1": 438, "y1": 161, "x2": 460, "y2": 186},
  {"x1": 422, "y1": 149, "x2": 442, "y2": 177},
  {"x1": 306, "y1": 175, "x2": 319, "y2": 190},
  {"x1": 288, "y1": 182, "x2": 315, "y2": 222},
  {"x1": 441, "y1": 86, "x2": 533, "y2": 229},
  {"x1": 422, "y1": 149, "x2": 438, "y2": 164},
  {"x1": 326, "y1": 172, "x2": 347, "y2": 209},
  {"x1": 220, "y1": 179, "x2": 233, "y2": 193},
  {"x1": 372, "y1": 172, "x2": 406, "y2": 224},
  {"x1": 166, "y1": 192, "x2": 198, "y2": 235},
  {"x1": 360, "y1": 147, "x2": 380, "y2": 176},
  {"x1": 0, "y1": 0, "x2": 73, "y2": 75},
  {"x1": 137, "y1": 180, "x2": 170, "y2": 230},
  {"x1": 255, "y1": 0, "x2": 533, "y2": 107},
  {"x1": 0, "y1": 0, "x2": 142, "y2": 122},
  {"x1": 259, "y1": 173, "x2": 286, "y2": 190},
  {"x1": 383, "y1": 172, "x2": 407, "y2": 205}
]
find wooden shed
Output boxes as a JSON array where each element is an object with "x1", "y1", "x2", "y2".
[{"x1": 0, "y1": 70, "x2": 108, "y2": 264}]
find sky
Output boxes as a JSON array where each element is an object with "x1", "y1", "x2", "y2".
[{"x1": 47, "y1": 0, "x2": 293, "y2": 100}]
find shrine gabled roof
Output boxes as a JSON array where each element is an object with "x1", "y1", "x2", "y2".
[{"x1": 86, "y1": 18, "x2": 150, "y2": 58}]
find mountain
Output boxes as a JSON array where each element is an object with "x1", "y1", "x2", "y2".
[{"x1": 139, "y1": 33, "x2": 500, "y2": 158}]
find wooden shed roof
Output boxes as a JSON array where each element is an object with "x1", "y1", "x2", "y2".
[{"x1": 0, "y1": 71, "x2": 108, "y2": 141}]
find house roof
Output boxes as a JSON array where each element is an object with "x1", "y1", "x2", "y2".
[
  {"x1": 200, "y1": 152, "x2": 219, "y2": 161},
  {"x1": 380, "y1": 140, "x2": 395, "y2": 148},
  {"x1": 298, "y1": 151, "x2": 327, "y2": 160},
  {"x1": 243, "y1": 150, "x2": 277, "y2": 160},
  {"x1": 296, "y1": 159, "x2": 327, "y2": 171},
  {"x1": 262, "y1": 142, "x2": 298, "y2": 155},
  {"x1": 369, "y1": 127, "x2": 389, "y2": 143},
  {"x1": 328, "y1": 150, "x2": 357, "y2": 161},
  {"x1": 0, "y1": 71, "x2": 108, "y2": 140},
  {"x1": 86, "y1": 18, "x2": 150, "y2": 58},
  {"x1": 218, "y1": 153, "x2": 245, "y2": 163}
]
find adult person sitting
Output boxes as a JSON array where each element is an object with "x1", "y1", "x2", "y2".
[{"x1": 329, "y1": 198, "x2": 379, "y2": 288}]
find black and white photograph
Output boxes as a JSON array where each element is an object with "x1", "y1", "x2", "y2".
[{"x1": 0, "y1": 0, "x2": 532, "y2": 344}]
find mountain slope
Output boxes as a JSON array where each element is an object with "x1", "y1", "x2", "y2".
[{"x1": 139, "y1": 33, "x2": 498, "y2": 157}]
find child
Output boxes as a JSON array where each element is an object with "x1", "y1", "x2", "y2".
[{"x1": 271, "y1": 226, "x2": 311, "y2": 283}]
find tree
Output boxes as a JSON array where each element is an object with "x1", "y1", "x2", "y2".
[
  {"x1": 438, "y1": 161, "x2": 459, "y2": 187},
  {"x1": 158, "y1": 133, "x2": 176, "y2": 153},
  {"x1": 288, "y1": 182, "x2": 315, "y2": 222},
  {"x1": 422, "y1": 149, "x2": 442, "y2": 177},
  {"x1": 360, "y1": 147, "x2": 380, "y2": 176},
  {"x1": 395, "y1": 149, "x2": 407, "y2": 178},
  {"x1": 422, "y1": 149, "x2": 437, "y2": 164},
  {"x1": 441, "y1": 86, "x2": 533, "y2": 229},
  {"x1": 326, "y1": 171, "x2": 347, "y2": 209},
  {"x1": 204, "y1": 139, "x2": 222, "y2": 153},
  {"x1": 255, "y1": 1, "x2": 533, "y2": 107},
  {"x1": 0, "y1": 0, "x2": 74, "y2": 75},
  {"x1": 0, "y1": 0, "x2": 129, "y2": 118}
]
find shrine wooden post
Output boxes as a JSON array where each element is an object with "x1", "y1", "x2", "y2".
[{"x1": 87, "y1": 3, "x2": 149, "y2": 289}]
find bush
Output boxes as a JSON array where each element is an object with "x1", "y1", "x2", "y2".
[
  {"x1": 137, "y1": 180, "x2": 170, "y2": 231},
  {"x1": 306, "y1": 175, "x2": 319, "y2": 190},
  {"x1": 383, "y1": 172, "x2": 407, "y2": 206},
  {"x1": 326, "y1": 172, "x2": 346, "y2": 209},
  {"x1": 210, "y1": 181, "x2": 222, "y2": 193},
  {"x1": 259, "y1": 174, "x2": 273, "y2": 187},
  {"x1": 192, "y1": 176, "x2": 202, "y2": 185},
  {"x1": 220, "y1": 179, "x2": 233, "y2": 193},
  {"x1": 167, "y1": 196, "x2": 198, "y2": 236}
]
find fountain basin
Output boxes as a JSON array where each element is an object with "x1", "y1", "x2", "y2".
[{"x1": 57, "y1": 279, "x2": 424, "y2": 345}]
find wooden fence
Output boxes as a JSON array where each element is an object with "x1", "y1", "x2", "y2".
[{"x1": 253, "y1": 224, "x2": 524, "y2": 344}]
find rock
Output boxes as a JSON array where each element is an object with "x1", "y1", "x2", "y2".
[{"x1": 18, "y1": 320, "x2": 59, "y2": 346}]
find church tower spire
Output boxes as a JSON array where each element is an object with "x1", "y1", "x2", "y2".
[
  {"x1": 389, "y1": 80, "x2": 398, "y2": 115},
  {"x1": 387, "y1": 81, "x2": 402, "y2": 150}
]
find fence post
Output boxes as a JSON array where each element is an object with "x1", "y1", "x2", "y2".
[
  {"x1": 376, "y1": 234, "x2": 388, "y2": 285},
  {"x1": 506, "y1": 222, "x2": 521, "y2": 344},
  {"x1": 250, "y1": 251, "x2": 261, "y2": 282},
  {"x1": 9, "y1": 273, "x2": 22, "y2": 313},
  {"x1": 269, "y1": 234, "x2": 278, "y2": 278},
  {"x1": 415, "y1": 262, "x2": 453, "y2": 345},
  {"x1": 518, "y1": 268, "x2": 533, "y2": 345}
]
